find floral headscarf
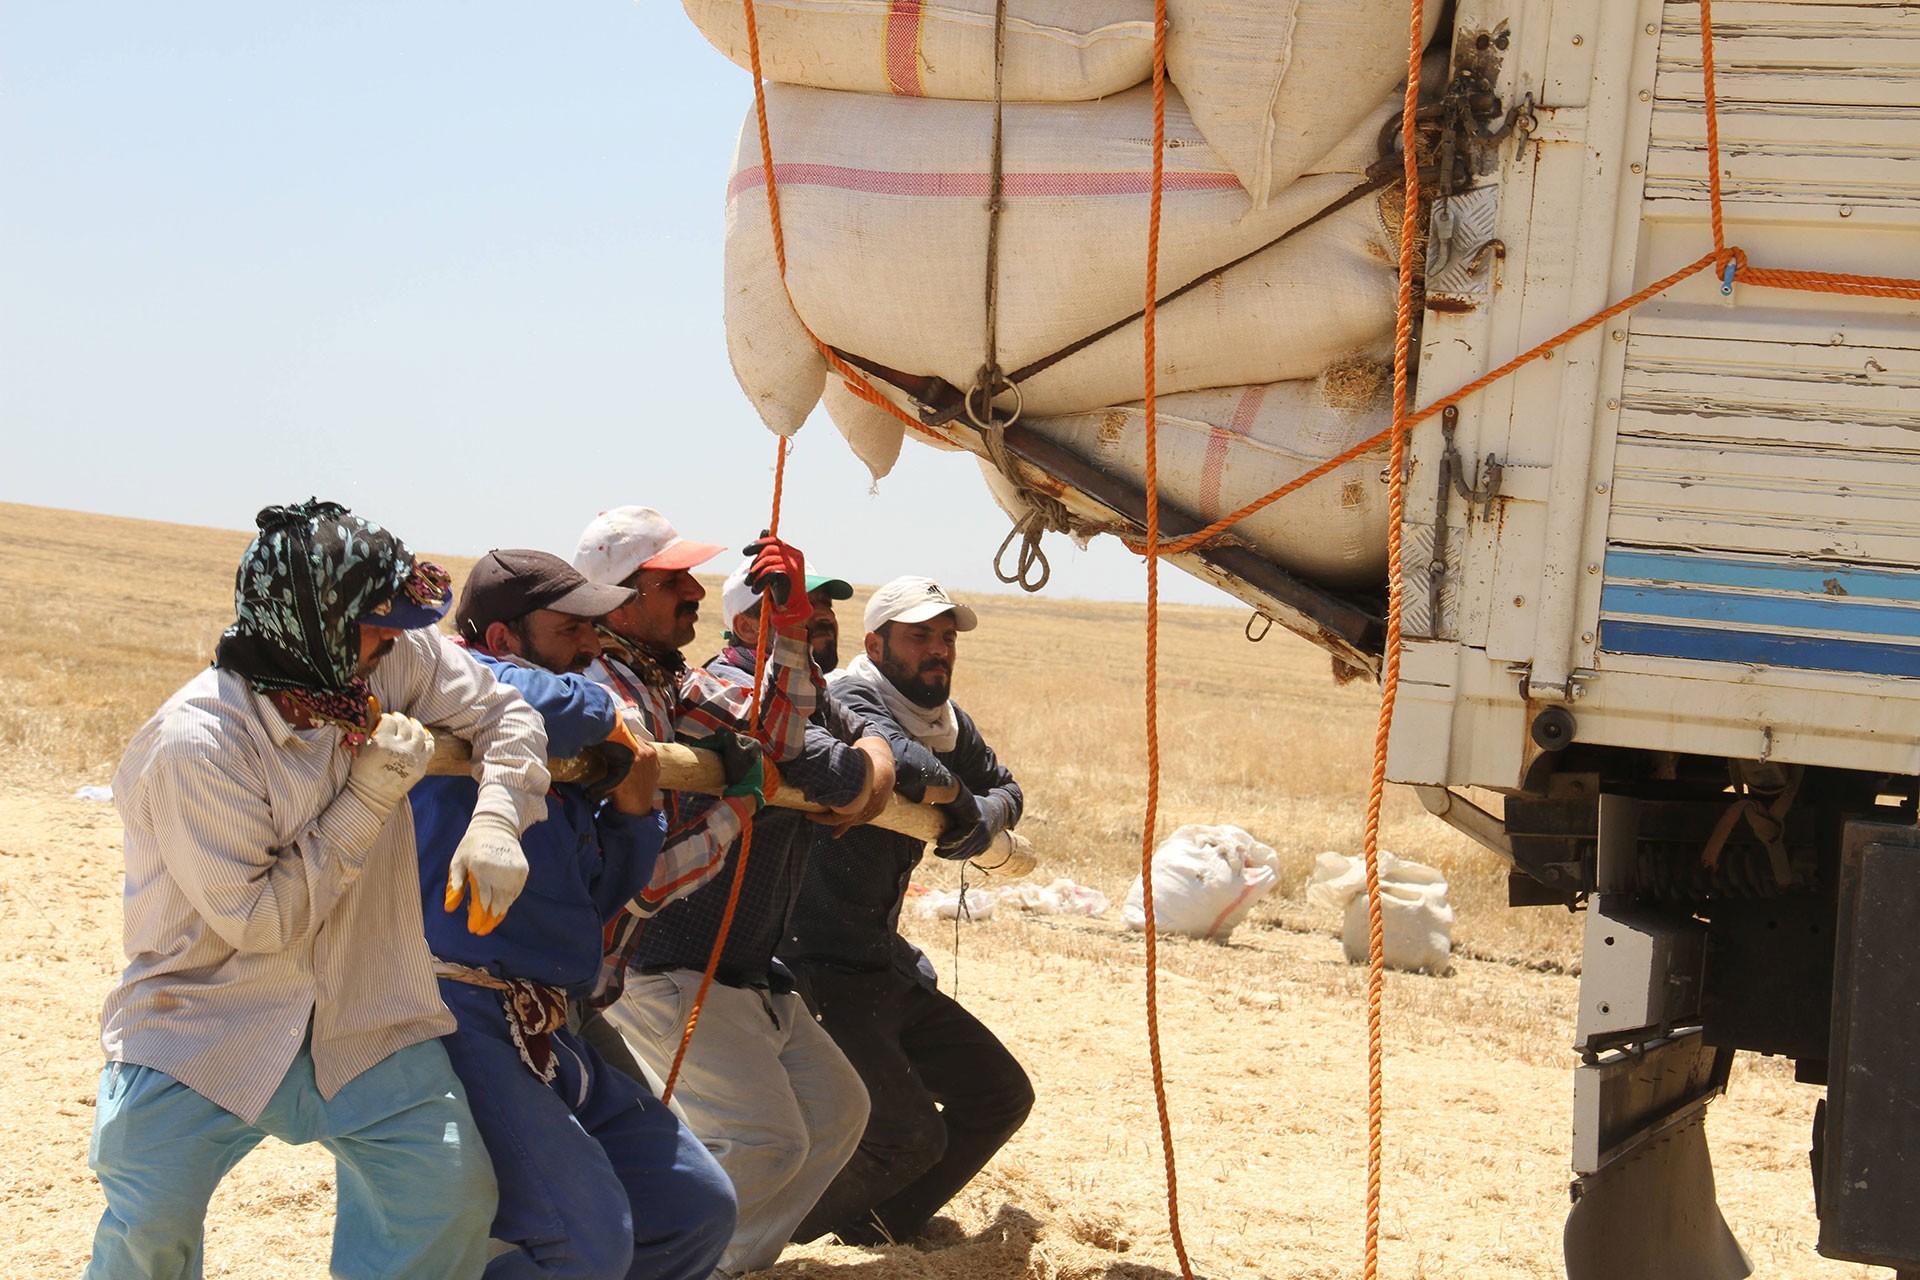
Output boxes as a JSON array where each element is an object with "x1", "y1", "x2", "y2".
[{"x1": 213, "y1": 499, "x2": 450, "y2": 736}]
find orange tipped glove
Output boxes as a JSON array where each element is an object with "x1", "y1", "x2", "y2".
[
  {"x1": 444, "y1": 811, "x2": 528, "y2": 935},
  {"x1": 742, "y1": 532, "x2": 810, "y2": 629}
]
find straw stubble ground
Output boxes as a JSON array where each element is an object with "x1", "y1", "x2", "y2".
[{"x1": 0, "y1": 501, "x2": 1868, "y2": 1277}]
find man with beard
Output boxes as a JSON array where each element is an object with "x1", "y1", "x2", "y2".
[
  {"x1": 780, "y1": 576, "x2": 1035, "y2": 1249},
  {"x1": 409, "y1": 550, "x2": 738, "y2": 1280},
  {"x1": 569, "y1": 508, "x2": 837, "y2": 1274},
  {"x1": 87, "y1": 500, "x2": 548, "y2": 1279},
  {"x1": 605, "y1": 558, "x2": 897, "y2": 1275}
]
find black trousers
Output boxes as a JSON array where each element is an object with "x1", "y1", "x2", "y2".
[{"x1": 789, "y1": 962, "x2": 1034, "y2": 1245}]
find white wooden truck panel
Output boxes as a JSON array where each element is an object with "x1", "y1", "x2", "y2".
[{"x1": 1388, "y1": 0, "x2": 1920, "y2": 791}]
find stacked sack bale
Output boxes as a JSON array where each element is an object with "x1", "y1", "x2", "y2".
[{"x1": 704, "y1": 0, "x2": 1441, "y2": 589}]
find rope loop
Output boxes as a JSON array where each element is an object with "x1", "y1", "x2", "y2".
[
  {"x1": 980, "y1": 417, "x2": 1066, "y2": 592},
  {"x1": 993, "y1": 518, "x2": 1052, "y2": 592}
]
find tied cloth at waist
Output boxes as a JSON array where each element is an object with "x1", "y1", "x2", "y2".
[{"x1": 435, "y1": 961, "x2": 568, "y2": 1084}]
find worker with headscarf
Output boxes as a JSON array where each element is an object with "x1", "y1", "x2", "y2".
[{"x1": 86, "y1": 499, "x2": 549, "y2": 1280}]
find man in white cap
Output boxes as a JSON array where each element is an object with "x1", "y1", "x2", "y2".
[
  {"x1": 779, "y1": 576, "x2": 1034, "y2": 1249},
  {"x1": 569, "y1": 507, "x2": 816, "y2": 928},
  {"x1": 570, "y1": 508, "x2": 835, "y2": 1274},
  {"x1": 598, "y1": 558, "x2": 900, "y2": 1275}
]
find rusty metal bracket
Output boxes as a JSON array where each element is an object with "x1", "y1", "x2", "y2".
[{"x1": 1425, "y1": 405, "x2": 1505, "y2": 632}]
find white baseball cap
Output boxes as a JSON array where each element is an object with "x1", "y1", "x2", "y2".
[
  {"x1": 863, "y1": 575, "x2": 978, "y2": 634},
  {"x1": 720, "y1": 562, "x2": 855, "y2": 631},
  {"x1": 572, "y1": 506, "x2": 724, "y2": 585}
]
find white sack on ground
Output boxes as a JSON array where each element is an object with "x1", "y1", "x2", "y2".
[
  {"x1": 1022, "y1": 368, "x2": 1393, "y2": 587},
  {"x1": 920, "y1": 886, "x2": 1000, "y2": 921},
  {"x1": 1168, "y1": 0, "x2": 1445, "y2": 206},
  {"x1": 682, "y1": 0, "x2": 1154, "y2": 100},
  {"x1": 1305, "y1": 850, "x2": 1455, "y2": 973},
  {"x1": 1123, "y1": 824, "x2": 1280, "y2": 941},
  {"x1": 724, "y1": 83, "x2": 1398, "y2": 437},
  {"x1": 919, "y1": 878, "x2": 1110, "y2": 920}
]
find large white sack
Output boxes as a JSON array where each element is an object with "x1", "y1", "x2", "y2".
[
  {"x1": 1341, "y1": 880, "x2": 1454, "y2": 974},
  {"x1": 1122, "y1": 824, "x2": 1281, "y2": 941},
  {"x1": 1304, "y1": 849, "x2": 1455, "y2": 973},
  {"x1": 1169, "y1": 0, "x2": 1445, "y2": 206},
  {"x1": 724, "y1": 82, "x2": 1398, "y2": 438},
  {"x1": 1022, "y1": 367, "x2": 1393, "y2": 587},
  {"x1": 1008, "y1": 198, "x2": 1396, "y2": 420},
  {"x1": 682, "y1": 0, "x2": 1154, "y2": 100}
]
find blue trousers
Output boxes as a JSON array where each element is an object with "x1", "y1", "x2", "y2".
[
  {"x1": 437, "y1": 980, "x2": 736, "y2": 1280},
  {"x1": 86, "y1": 1037, "x2": 497, "y2": 1280}
]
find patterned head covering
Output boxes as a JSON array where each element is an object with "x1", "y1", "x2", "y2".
[{"x1": 213, "y1": 499, "x2": 451, "y2": 736}]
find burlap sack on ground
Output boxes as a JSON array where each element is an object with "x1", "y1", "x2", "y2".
[{"x1": 682, "y1": 0, "x2": 1154, "y2": 100}]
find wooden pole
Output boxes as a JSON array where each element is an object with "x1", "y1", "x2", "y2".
[{"x1": 428, "y1": 735, "x2": 1035, "y2": 868}]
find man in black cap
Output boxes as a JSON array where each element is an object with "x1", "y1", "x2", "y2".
[
  {"x1": 87, "y1": 500, "x2": 550, "y2": 1280},
  {"x1": 409, "y1": 549, "x2": 738, "y2": 1280}
]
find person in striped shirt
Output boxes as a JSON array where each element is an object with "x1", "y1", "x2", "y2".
[{"x1": 87, "y1": 500, "x2": 551, "y2": 1280}]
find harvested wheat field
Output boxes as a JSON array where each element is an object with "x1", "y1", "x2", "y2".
[{"x1": 0, "y1": 500, "x2": 1875, "y2": 1278}]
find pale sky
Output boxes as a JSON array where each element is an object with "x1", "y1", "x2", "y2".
[{"x1": 0, "y1": 1, "x2": 1231, "y2": 607}]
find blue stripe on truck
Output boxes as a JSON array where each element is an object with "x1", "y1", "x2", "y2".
[
  {"x1": 1606, "y1": 550, "x2": 1920, "y2": 603},
  {"x1": 1599, "y1": 620, "x2": 1920, "y2": 679},
  {"x1": 1600, "y1": 584, "x2": 1920, "y2": 639}
]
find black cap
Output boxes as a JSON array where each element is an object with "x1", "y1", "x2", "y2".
[{"x1": 456, "y1": 549, "x2": 635, "y2": 645}]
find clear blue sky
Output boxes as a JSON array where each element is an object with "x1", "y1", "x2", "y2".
[{"x1": 0, "y1": 1, "x2": 1230, "y2": 607}]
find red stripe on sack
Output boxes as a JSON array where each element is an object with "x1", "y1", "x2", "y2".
[
  {"x1": 1202, "y1": 881, "x2": 1259, "y2": 941},
  {"x1": 884, "y1": 0, "x2": 926, "y2": 96},
  {"x1": 1199, "y1": 385, "x2": 1267, "y2": 514},
  {"x1": 726, "y1": 164, "x2": 1244, "y2": 202}
]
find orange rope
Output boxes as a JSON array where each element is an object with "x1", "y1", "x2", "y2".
[
  {"x1": 1700, "y1": 0, "x2": 1729, "y2": 272},
  {"x1": 1135, "y1": 0, "x2": 1194, "y2": 1276},
  {"x1": 661, "y1": 448, "x2": 789, "y2": 1105},
  {"x1": 662, "y1": 0, "x2": 795, "y2": 1102},
  {"x1": 1131, "y1": 249, "x2": 1721, "y2": 560},
  {"x1": 1357, "y1": 0, "x2": 1429, "y2": 1271}
]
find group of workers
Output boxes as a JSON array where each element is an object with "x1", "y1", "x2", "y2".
[{"x1": 85, "y1": 497, "x2": 1035, "y2": 1280}]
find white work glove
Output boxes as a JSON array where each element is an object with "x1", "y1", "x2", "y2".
[
  {"x1": 344, "y1": 713, "x2": 435, "y2": 816},
  {"x1": 444, "y1": 810, "x2": 529, "y2": 936},
  {"x1": 970, "y1": 833, "x2": 1037, "y2": 879}
]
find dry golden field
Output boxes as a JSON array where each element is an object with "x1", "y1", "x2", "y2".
[{"x1": 0, "y1": 500, "x2": 1871, "y2": 1278}]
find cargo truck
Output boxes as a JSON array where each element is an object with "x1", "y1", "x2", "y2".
[{"x1": 784, "y1": 1, "x2": 1919, "y2": 1274}]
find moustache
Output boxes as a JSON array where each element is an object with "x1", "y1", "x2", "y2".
[
  {"x1": 675, "y1": 603, "x2": 699, "y2": 618},
  {"x1": 918, "y1": 660, "x2": 950, "y2": 677}
]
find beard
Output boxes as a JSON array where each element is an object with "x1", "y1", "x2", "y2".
[
  {"x1": 878, "y1": 653, "x2": 950, "y2": 708},
  {"x1": 809, "y1": 630, "x2": 839, "y2": 673},
  {"x1": 355, "y1": 638, "x2": 396, "y2": 675}
]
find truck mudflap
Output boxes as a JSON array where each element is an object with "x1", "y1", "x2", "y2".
[
  {"x1": 1819, "y1": 821, "x2": 1920, "y2": 1271},
  {"x1": 1564, "y1": 1095, "x2": 1750, "y2": 1280}
]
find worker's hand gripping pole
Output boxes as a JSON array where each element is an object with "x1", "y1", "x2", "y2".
[{"x1": 426, "y1": 735, "x2": 1035, "y2": 870}]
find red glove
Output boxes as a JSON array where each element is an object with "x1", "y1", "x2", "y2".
[{"x1": 743, "y1": 533, "x2": 810, "y2": 630}]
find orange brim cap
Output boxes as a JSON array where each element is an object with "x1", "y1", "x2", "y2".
[{"x1": 642, "y1": 538, "x2": 726, "y2": 571}]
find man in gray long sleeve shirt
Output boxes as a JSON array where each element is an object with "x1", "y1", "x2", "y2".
[{"x1": 87, "y1": 501, "x2": 551, "y2": 1280}]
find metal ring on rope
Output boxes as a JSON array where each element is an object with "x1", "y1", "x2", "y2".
[{"x1": 964, "y1": 369, "x2": 1023, "y2": 431}]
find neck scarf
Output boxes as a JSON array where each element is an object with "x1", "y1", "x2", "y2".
[
  {"x1": 213, "y1": 499, "x2": 448, "y2": 739},
  {"x1": 832, "y1": 653, "x2": 959, "y2": 752},
  {"x1": 597, "y1": 624, "x2": 686, "y2": 691}
]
